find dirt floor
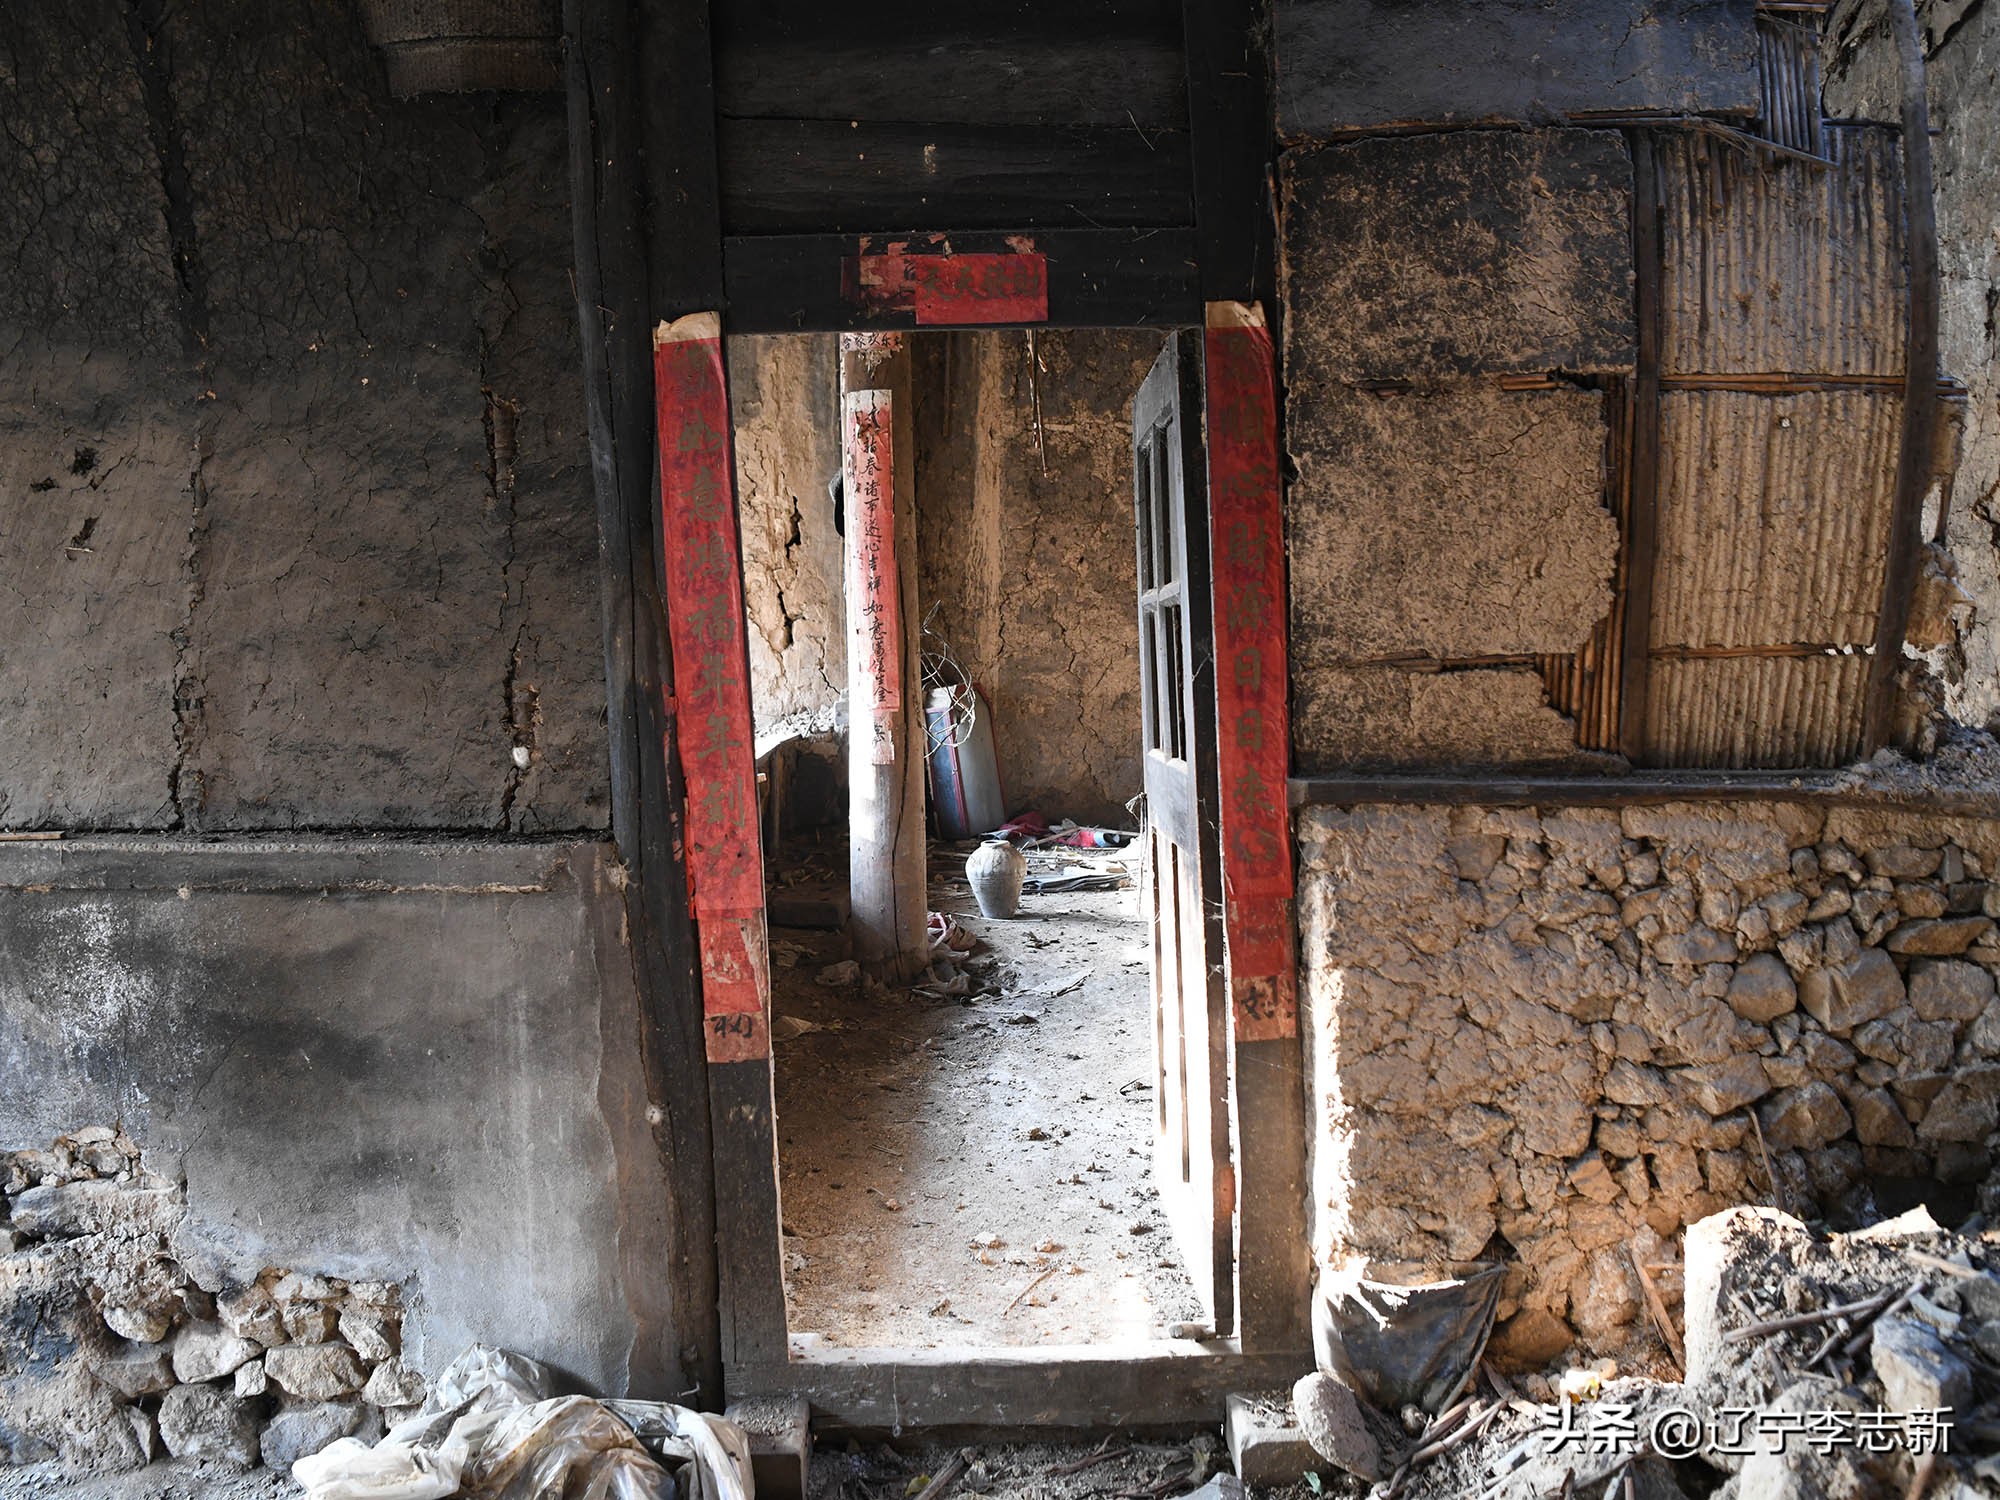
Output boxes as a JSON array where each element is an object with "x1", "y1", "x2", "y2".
[
  {"x1": 771, "y1": 840, "x2": 1205, "y2": 1348},
  {"x1": 0, "y1": 1461, "x2": 295, "y2": 1500},
  {"x1": 810, "y1": 1436, "x2": 1326, "y2": 1500}
]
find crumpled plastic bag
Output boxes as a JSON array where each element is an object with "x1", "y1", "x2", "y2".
[
  {"x1": 467, "y1": 1395, "x2": 672, "y2": 1500},
  {"x1": 292, "y1": 1437, "x2": 467, "y2": 1500},
  {"x1": 291, "y1": 1343, "x2": 751, "y2": 1500},
  {"x1": 1312, "y1": 1263, "x2": 1505, "y2": 1414},
  {"x1": 604, "y1": 1402, "x2": 752, "y2": 1500}
]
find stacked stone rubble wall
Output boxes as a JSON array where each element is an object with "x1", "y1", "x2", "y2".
[{"x1": 1299, "y1": 798, "x2": 2000, "y2": 1362}]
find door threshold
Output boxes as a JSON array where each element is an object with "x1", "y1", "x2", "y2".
[{"x1": 726, "y1": 1340, "x2": 1313, "y2": 1433}]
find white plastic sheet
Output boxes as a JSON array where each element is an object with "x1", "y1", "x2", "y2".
[{"x1": 291, "y1": 1344, "x2": 753, "y2": 1500}]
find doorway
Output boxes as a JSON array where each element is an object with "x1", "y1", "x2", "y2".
[{"x1": 730, "y1": 328, "x2": 1218, "y2": 1350}]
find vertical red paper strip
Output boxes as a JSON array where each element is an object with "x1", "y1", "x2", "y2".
[
  {"x1": 844, "y1": 387, "x2": 902, "y2": 766},
  {"x1": 655, "y1": 313, "x2": 770, "y2": 1063},
  {"x1": 1205, "y1": 304, "x2": 1297, "y2": 1042}
]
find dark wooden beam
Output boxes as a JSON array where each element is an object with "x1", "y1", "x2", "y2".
[
  {"x1": 1180, "y1": 0, "x2": 1273, "y2": 303},
  {"x1": 722, "y1": 229, "x2": 1202, "y2": 333},
  {"x1": 1617, "y1": 131, "x2": 1664, "y2": 765},
  {"x1": 730, "y1": 1344, "x2": 1313, "y2": 1433},
  {"x1": 1863, "y1": 0, "x2": 1943, "y2": 749},
  {"x1": 713, "y1": 38, "x2": 1187, "y2": 130},
  {"x1": 1287, "y1": 772, "x2": 2000, "y2": 817},
  {"x1": 717, "y1": 120, "x2": 1192, "y2": 236},
  {"x1": 636, "y1": 0, "x2": 725, "y2": 315},
  {"x1": 566, "y1": 0, "x2": 722, "y2": 1405}
]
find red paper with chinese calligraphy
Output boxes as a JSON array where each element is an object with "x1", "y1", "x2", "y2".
[
  {"x1": 655, "y1": 313, "x2": 769, "y2": 1063},
  {"x1": 848, "y1": 246, "x2": 1049, "y2": 325},
  {"x1": 844, "y1": 387, "x2": 902, "y2": 766},
  {"x1": 1204, "y1": 304, "x2": 1297, "y2": 1042}
]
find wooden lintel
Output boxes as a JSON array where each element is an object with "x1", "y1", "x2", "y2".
[
  {"x1": 722, "y1": 229, "x2": 1201, "y2": 333},
  {"x1": 729, "y1": 1345, "x2": 1312, "y2": 1434},
  {"x1": 1287, "y1": 774, "x2": 2000, "y2": 818}
]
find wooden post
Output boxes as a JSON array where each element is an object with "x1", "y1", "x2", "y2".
[
  {"x1": 563, "y1": 0, "x2": 720, "y2": 1405},
  {"x1": 840, "y1": 334, "x2": 929, "y2": 982},
  {"x1": 1863, "y1": 0, "x2": 1942, "y2": 750}
]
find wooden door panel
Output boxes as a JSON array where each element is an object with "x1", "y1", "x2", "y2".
[{"x1": 1133, "y1": 332, "x2": 1233, "y2": 1334}]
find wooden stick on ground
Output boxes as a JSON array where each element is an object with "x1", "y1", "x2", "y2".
[
  {"x1": 1051, "y1": 1445, "x2": 1130, "y2": 1477},
  {"x1": 1842, "y1": 1282, "x2": 1923, "y2": 1358},
  {"x1": 1907, "y1": 1249, "x2": 1981, "y2": 1279},
  {"x1": 1005, "y1": 1267, "x2": 1058, "y2": 1314},
  {"x1": 1632, "y1": 1249, "x2": 1684, "y2": 1373},
  {"x1": 911, "y1": 1451, "x2": 973, "y2": 1500},
  {"x1": 1727, "y1": 1288, "x2": 1897, "y2": 1343},
  {"x1": 1746, "y1": 1108, "x2": 1785, "y2": 1216}
]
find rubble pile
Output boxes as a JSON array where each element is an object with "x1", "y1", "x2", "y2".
[
  {"x1": 0, "y1": 1128, "x2": 424, "y2": 1475},
  {"x1": 1299, "y1": 802, "x2": 2000, "y2": 1357},
  {"x1": 1340, "y1": 1204, "x2": 2000, "y2": 1499}
]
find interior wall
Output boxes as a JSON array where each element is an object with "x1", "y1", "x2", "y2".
[
  {"x1": 912, "y1": 330, "x2": 1153, "y2": 830},
  {"x1": 1825, "y1": 0, "x2": 2000, "y2": 734},
  {"x1": 729, "y1": 335, "x2": 846, "y2": 739},
  {"x1": 0, "y1": 840, "x2": 675, "y2": 1398},
  {"x1": 0, "y1": 0, "x2": 605, "y2": 833}
]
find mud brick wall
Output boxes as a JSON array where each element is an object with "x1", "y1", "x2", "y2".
[
  {"x1": 1281, "y1": 129, "x2": 1634, "y2": 773},
  {"x1": 913, "y1": 331, "x2": 1155, "y2": 829},
  {"x1": 0, "y1": 0, "x2": 604, "y2": 832},
  {"x1": 1298, "y1": 798, "x2": 2000, "y2": 1363}
]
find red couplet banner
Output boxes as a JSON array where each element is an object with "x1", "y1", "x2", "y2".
[
  {"x1": 1203, "y1": 303, "x2": 1298, "y2": 1043},
  {"x1": 654, "y1": 312, "x2": 770, "y2": 1063},
  {"x1": 848, "y1": 243, "x2": 1050, "y2": 325}
]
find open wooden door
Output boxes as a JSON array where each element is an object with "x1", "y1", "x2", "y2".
[{"x1": 1132, "y1": 332, "x2": 1234, "y2": 1336}]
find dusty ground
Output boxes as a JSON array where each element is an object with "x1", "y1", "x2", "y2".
[
  {"x1": 0, "y1": 1461, "x2": 295, "y2": 1499},
  {"x1": 772, "y1": 841, "x2": 1204, "y2": 1348},
  {"x1": 809, "y1": 1436, "x2": 1328, "y2": 1500}
]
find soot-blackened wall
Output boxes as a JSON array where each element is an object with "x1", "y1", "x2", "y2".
[{"x1": 0, "y1": 0, "x2": 604, "y2": 834}]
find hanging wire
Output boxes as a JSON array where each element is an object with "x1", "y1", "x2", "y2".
[{"x1": 919, "y1": 600, "x2": 979, "y2": 751}]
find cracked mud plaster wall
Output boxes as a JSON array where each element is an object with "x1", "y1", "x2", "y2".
[
  {"x1": 0, "y1": 844, "x2": 677, "y2": 1397},
  {"x1": 1281, "y1": 129, "x2": 1633, "y2": 772},
  {"x1": 1825, "y1": 0, "x2": 2000, "y2": 734},
  {"x1": 728, "y1": 335, "x2": 846, "y2": 736},
  {"x1": 912, "y1": 331, "x2": 1153, "y2": 828},
  {"x1": 1299, "y1": 799, "x2": 2000, "y2": 1366},
  {"x1": 0, "y1": 0, "x2": 605, "y2": 832}
]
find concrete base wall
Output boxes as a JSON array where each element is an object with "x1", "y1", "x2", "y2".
[{"x1": 0, "y1": 839, "x2": 673, "y2": 1398}]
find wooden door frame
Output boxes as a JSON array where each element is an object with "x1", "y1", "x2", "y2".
[
  {"x1": 695, "y1": 303, "x2": 1309, "y2": 1428},
  {"x1": 568, "y1": 0, "x2": 1305, "y2": 1425}
]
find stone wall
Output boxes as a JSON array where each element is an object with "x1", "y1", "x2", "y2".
[
  {"x1": 3, "y1": 1135, "x2": 425, "y2": 1472},
  {"x1": 1298, "y1": 798, "x2": 2000, "y2": 1364},
  {"x1": 913, "y1": 331, "x2": 1153, "y2": 829},
  {"x1": 0, "y1": 0, "x2": 604, "y2": 833}
]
